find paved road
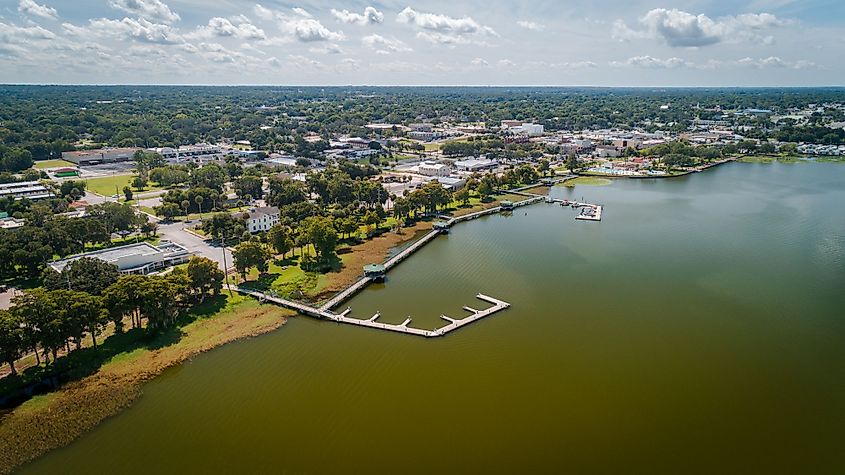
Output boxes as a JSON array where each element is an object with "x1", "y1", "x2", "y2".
[{"x1": 158, "y1": 222, "x2": 233, "y2": 272}]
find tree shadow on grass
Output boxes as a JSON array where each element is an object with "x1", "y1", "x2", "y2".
[{"x1": 0, "y1": 322, "x2": 186, "y2": 410}]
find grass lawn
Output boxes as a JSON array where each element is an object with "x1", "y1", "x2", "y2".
[
  {"x1": 423, "y1": 143, "x2": 441, "y2": 152},
  {"x1": 85, "y1": 175, "x2": 162, "y2": 196},
  {"x1": 563, "y1": 177, "x2": 613, "y2": 186},
  {"x1": 33, "y1": 159, "x2": 75, "y2": 169}
]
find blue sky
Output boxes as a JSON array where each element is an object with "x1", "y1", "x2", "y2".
[{"x1": 1, "y1": 0, "x2": 842, "y2": 85}]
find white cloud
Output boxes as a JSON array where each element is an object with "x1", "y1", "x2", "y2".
[
  {"x1": 396, "y1": 7, "x2": 498, "y2": 37},
  {"x1": 736, "y1": 56, "x2": 817, "y2": 69},
  {"x1": 108, "y1": 0, "x2": 180, "y2": 24},
  {"x1": 470, "y1": 57, "x2": 488, "y2": 66},
  {"x1": 84, "y1": 17, "x2": 183, "y2": 44},
  {"x1": 18, "y1": 0, "x2": 58, "y2": 20},
  {"x1": 613, "y1": 8, "x2": 785, "y2": 47},
  {"x1": 613, "y1": 55, "x2": 690, "y2": 68},
  {"x1": 362, "y1": 34, "x2": 412, "y2": 54},
  {"x1": 331, "y1": 7, "x2": 384, "y2": 25},
  {"x1": 288, "y1": 54, "x2": 324, "y2": 69},
  {"x1": 516, "y1": 21, "x2": 544, "y2": 32},
  {"x1": 310, "y1": 43, "x2": 343, "y2": 54},
  {"x1": 497, "y1": 59, "x2": 515, "y2": 68},
  {"x1": 253, "y1": 5, "x2": 344, "y2": 42},
  {"x1": 190, "y1": 17, "x2": 266, "y2": 40},
  {"x1": 0, "y1": 21, "x2": 57, "y2": 40}
]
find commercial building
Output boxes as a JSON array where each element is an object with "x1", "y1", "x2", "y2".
[
  {"x1": 0, "y1": 181, "x2": 54, "y2": 201},
  {"x1": 49, "y1": 241, "x2": 192, "y2": 275},
  {"x1": 0, "y1": 212, "x2": 25, "y2": 230},
  {"x1": 62, "y1": 148, "x2": 139, "y2": 165},
  {"x1": 417, "y1": 161, "x2": 451, "y2": 177},
  {"x1": 246, "y1": 206, "x2": 280, "y2": 233},
  {"x1": 152, "y1": 144, "x2": 223, "y2": 164},
  {"x1": 453, "y1": 158, "x2": 498, "y2": 172}
]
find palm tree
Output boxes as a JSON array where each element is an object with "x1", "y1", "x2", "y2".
[{"x1": 195, "y1": 195, "x2": 204, "y2": 215}]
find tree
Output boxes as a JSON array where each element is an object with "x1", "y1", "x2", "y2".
[
  {"x1": 186, "y1": 256, "x2": 224, "y2": 303},
  {"x1": 454, "y1": 188, "x2": 471, "y2": 207},
  {"x1": 181, "y1": 200, "x2": 191, "y2": 216},
  {"x1": 155, "y1": 202, "x2": 181, "y2": 220},
  {"x1": 0, "y1": 309, "x2": 24, "y2": 376},
  {"x1": 477, "y1": 174, "x2": 498, "y2": 201},
  {"x1": 102, "y1": 275, "x2": 148, "y2": 332},
  {"x1": 42, "y1": 257, "x2": 120, "y2": 295},
  {"x1": 267, "y1": 224, "x2": 293, "y2": 257},
  {"x1": 537, "y1": 159, "x2": 550, "y2": 177},
  {"x1": 132, "y1": 175, "x2": 148, "y2": 191},
  {"x1": 202, "y1": 212, "x2": 245, "y2": 241},
  {"x1": 123, "y1": 185, "x2": 133, "y2": 202},
  {"x1": 267, "y1": 176, "x2": 306, "y2": 207},
  {"x1": 195, "y1": 195, "x2": 204, "y2": 215},
  {"x1": 87, "y1": 202, "x2": 141, "y2": 235},
  {"x1": 234, "y1": 175, "x2": 264, "y2": 200},
  {"x1": 233, "y1": 241, "x2": 271, "y2": 280},
  {"x1": 300, "y1": 216, "x2": 337, "y2": 263},
  {"x1": 141, "y1": 220, "x2": 158, "y2": 237},
  {"x1": 566, "y1": 155, "x2": 579, "y2": 173}
]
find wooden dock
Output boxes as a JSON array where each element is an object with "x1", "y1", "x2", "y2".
[{"x1": 235, "y1": 285, "x2": 510, "y2": 338}]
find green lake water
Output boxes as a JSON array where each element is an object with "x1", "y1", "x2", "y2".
[{"x1": 22, "y1": 162, "x2": 845, "y2": 474}]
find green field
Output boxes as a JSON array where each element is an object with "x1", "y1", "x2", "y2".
[
  {"x1": 563, "y1": 177, "x2": 613, "y2": 186},
  {"x1": 85, "y1": 175, "x2": 160, "y2": 196},
  {"x1": 33, "y1": 159, "x2": 75, "y2": 169}
]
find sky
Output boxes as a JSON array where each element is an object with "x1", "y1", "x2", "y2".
[{"x1": 1, "y1": 0, "x2": 843, "y2": 86}]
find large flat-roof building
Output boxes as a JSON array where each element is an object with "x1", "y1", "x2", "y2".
[
  {"x1": 417, "y1": 161, "x2": 451, "y2": 177},
  {"x1": 62, "y1": 148, "x2": 140, "y2": 165},
  {"x1": 0, "y1": 181, "x2": 54, "y2": 201},
  {"x1": 453, "y1": 158, "x2": 498, "y2": 172},
  {"x1": 49, "y1": 241, "x2": 192, "y2": 275}
]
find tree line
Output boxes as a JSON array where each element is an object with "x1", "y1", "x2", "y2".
[{"x1": 0, "y1": 256, "x2": 223, "y2": 376}]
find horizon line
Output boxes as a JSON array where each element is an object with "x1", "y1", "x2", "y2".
[{"x1": 1, "y1": 83, "x2": 845, "y2": 89}]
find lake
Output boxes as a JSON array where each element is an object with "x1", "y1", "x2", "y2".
[{"x1": 22, "y1": 162, "x2": 845, "y2": 474}]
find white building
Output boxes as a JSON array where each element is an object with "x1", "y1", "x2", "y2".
[
  {"x1": 453, "y1": 158, "x2": 498, "y2": 172},
  {"x1": 49, "y1": 241, "x2": 192, "y2": 275},
  {"x1": 246, "y1": 206, "x2": 280, "y2": 233},
  {"x1": 153, "y1": 144, "x2": 224, "y2": 164},
  {"x1": 417, "y1": 161, "x2": 451, "y2": 177},
  {"x1": 0, "y1": 181, "x2": 54, "y2": 201},
  {"x1": 503, "y1": 122, "x2": 544, "y2": 137}
]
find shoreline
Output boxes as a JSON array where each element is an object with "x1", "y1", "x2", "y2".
[{"x1": 0, "y1": 297, "x2": 294, "y2": 475}]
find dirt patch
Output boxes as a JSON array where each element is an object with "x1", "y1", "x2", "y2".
[{"x1": 0, "y1": 302, "x2": 291, "y2": 475}]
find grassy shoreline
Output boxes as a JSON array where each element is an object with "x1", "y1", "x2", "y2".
[{"x1": 0, "y1": 295, "x2": 293, "y2": 475}]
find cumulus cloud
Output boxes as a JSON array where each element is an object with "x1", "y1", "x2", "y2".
[
  {"x1": 613, "y1": 8, "x2": 785, "y2": 47},
  {"x1": 310, "y1": 43, "x2": 343, "y2": 54},
  {"x1": 397, "y1": 7, "x2": 497, "y2": 46},
  {"x1": 331, "y1": 7, "x2": 384, "y2": 25},
  {"x1": 0, "y1": 21, "x2": 57, "y2": 40},
  {"x1": 189, "y1": 17, "x2": 266, "y2": 40},
  {"x1": 82, "y1": 17, "x2": 182, "y2": 44},
  {"x1": 470, "y1": 57, "x2": 489, "y2": 66},
  {"x1": 736, "y1": 56, "x2": 817, "y2": 69},
  {"x1": 253, "y1": 5, "x2": 344, "y2": 42},
  {"x1": 108, "y1": 0, "x2": 180, "y2": 24},
  {"x1": 517, "y1": 21, "x2": 544, "y2": 32},
  {"x1": 362, "y1": 34, "x2": 412, "y2": 54},
  {"x1": 18, "y1": 0, "x2": 58, "y2": 20}
]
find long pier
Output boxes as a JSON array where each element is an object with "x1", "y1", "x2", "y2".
[{"x1": 235, "y1": 285, "x2": 509, "y2": 338}]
